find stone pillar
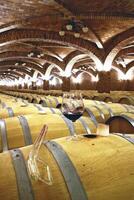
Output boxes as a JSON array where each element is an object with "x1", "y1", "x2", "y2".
[
  {"x1": 43, "y1": 80, "x2": 49, "y2": 90},
  {"x1": 24, "y1": 83, "x2": 28, "y2": 89},
  {"x1": 14, "y1": 85, "x2": 18, "y2": 90},
  {"x1": 127, "y1": 80, "x2": 134, "y2": 91},
  {"x1": 124, "y1": 80, "x2": 131, "y2": 91},
  {"x1": 97, "y1": 71, "x2": 111, "y2": 93},
  {"x1": 18, "y1": 84, "x2": 22, "y2": 89},
  {"x1": 32, "y1": 81, "x2": 37, "y2": 90},
  {"x1": 62, "y1": 77, "x2": 70, "y2": 91},
  {"x1": 76, "y1": 82, "x2": 80, "y2": 90}
]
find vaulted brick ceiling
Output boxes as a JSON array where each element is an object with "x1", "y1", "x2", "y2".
[{"x1": 0, "y1": 0, "x2": 133, "y2": 81}]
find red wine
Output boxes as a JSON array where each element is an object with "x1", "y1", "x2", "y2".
[{"x1": 63, "y1": 112, "x2": 83, "y2": 122}]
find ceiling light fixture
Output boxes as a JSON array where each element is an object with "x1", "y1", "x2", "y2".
[
  {"x1": 15, "y1": 63, "x2": 19, "y2": 66},
  {"x1": 59, "y1": 19, "x2": 88, "y2": 38},
  {"x1": 59, "y1": 31, "x2": 65, "y2": 36},
  {"x1": 22, "y1": 63, "x2": 26, "y2": 66}
]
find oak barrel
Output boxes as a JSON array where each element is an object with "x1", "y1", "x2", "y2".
[
  {"x1": 106, "y1": 112, "x2": 134, "y2": 134},
  {"x1": 0, "y1": 105, "x2": 61, "y2": 119},
  {"x1": 0, "y1": 134, "x2": 134, "y2": 200},
  {"x1": 0, "y1": 113, "x2": 96, "y2": 152}
]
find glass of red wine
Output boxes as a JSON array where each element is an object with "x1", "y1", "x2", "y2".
[{"x1": 61, "y1": 92, "x2": 84, "y2": 140}]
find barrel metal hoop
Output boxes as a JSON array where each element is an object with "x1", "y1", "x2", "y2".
[
  {"x1": 121, "y1": 114, "x2": 134, "y2": 127},
  {"x1": 49, "y1": 107, "x2": 55, "y2": 114},
  {"x1": 92, "y1": 105, "x2": 105, "y2": 120},
  {"x1": 18, "y1": 116, "x2": 32, "y2": 145},
  {"x1": 121, "y1": 104, "x2": 130, "y2": 112},
  {"x1": 53, "y1": 97, "x2": 59, "y2": 106},
  {"x1": 42, "y1": 99, "x2": 47, "y2": 107},
  {"x1": 78, "y1": 118, "x2": 91, "y2": 135},
  {"x1": 22, "y1": 99, "x2": 29, "y2": 106},
  {"x1": 1, "y1": 102, "x2": 6, "y2": 108},
  {"x1": 7, "y1": 107, "x2": 14, "y2": 117},
  {"x1": 94, "y1": 100, "x2": 99, "y2": 105},
  {"x1": 10, "y1": 149, "x2": 35, "y2": 200},
  {"x1": 61, "y1": 115, "x2": 75, "y2": 136},
  {"x1": 99, "y1": 102, "x2": 113, "y2": 117},
  {"x1": 84, "y1": 108, "x2": 98, "y2": 127},
  {"x1": 0, "y1": 119, "x2": 8, "y2": 151},
  {"x1": 34, "y1": 104, "x2": 43, "y2": 111},
  {"x1": 48, "y1": 98, "x2": 53, "y2": 107},
  {"x1": 113, "y1": 133, "x2": 134, "y2": 144},
  {"x1": 45, "y1": 141, "x2": 88, "y2": 200}
]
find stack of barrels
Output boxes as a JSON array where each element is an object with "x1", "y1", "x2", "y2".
[
  {"x1": 2, "y1": 89, "x2": 134, "y2": 105},
  {"x1": 0, "y1": 91, "x2": 134, "y2": 200}
]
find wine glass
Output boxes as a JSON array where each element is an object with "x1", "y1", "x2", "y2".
[{"x1": 61, "y1": 92, "x2": 84, "y2": 140}]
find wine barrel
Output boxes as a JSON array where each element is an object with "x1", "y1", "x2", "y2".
[
  {"x1": 0, "y1": 134, "x2": 134, "y2": 200},
  {"x1": 84, "y1": 103, "x2": 113, "y2": 123},
  {"x1": 40, "y1": 96, "x2": 62, "y2": 108},
  {"x1": 92, "y1": 95, "x2": 102, "y2": 101},
  {"x1": 105, "y1": 103, "x2": 130, "y2": 114},
  {"x1": 84, "y1": 106, "x2": 105, "y2": 123},
  {"x1": 56, "y1": 99, "x2": 98, "y2": 109},
  {"x1": 0, "y1": 105, "x2": 61, "y2": 119},
  {"x1": 0, "y1": 98, "x2": 28, "y2": 108},
  {"x1": 118, "y1": 96, "x2": 134, "y2": 105},
  {"x1": 0, "y1": 113, "x2": 96, "y2": 152},
  {"x1": 23, "y1": 94, "x2": 62, "y2": 108},
  {"x1": 83, "y1": 99, "x2": 100, "y2": 106},
  {"x1": 106, "y1": 112, "x2": 134, "y2": 134},
  {"x1": 103, "y1": 96, "x2": 113, "y2": 103},
  {"x1": 25, "y1": 95, "x2": 36, "y2": 103}
]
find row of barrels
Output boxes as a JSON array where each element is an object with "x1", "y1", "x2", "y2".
[
  {"x1": 0, "y1": 93, "x2": 134, "y2": 126},
  {"x1": 0, "y1": 109, "x2": 134, "y2": 153},
  {"x1": 0, "y1": 93, "x2": 133, "y2": 153},
  {"x1": 3, "y1": 89, "x2": 134, "y2": 97},
  {"x1": 2, "y1": 89, "x2": 134, "y2": 105},
  {"x1": 1, "y1": 89, "x2": 134, "y2": 114},
  {"x1": 0, "y1": 93, "x2": 133, "y2": 124},
  {"x1": 0, "y1": 93, "x2": 134, "y2": 199},
  {"x1": 91, "y1": 95, "x2": 134, "y2": 105}
]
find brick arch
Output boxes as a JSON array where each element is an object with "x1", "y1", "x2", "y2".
[
  {"x1": 0, "y1": 66, "x2": 33, "y2": 77},
  {"x1": 112, "y1": 65, "x2": 134, "y2": 81},
  {"x1": 75, "y1": 68, "x2": 97, "y2": 77},
  {"x1": 49, "y1": 74, "x2": 62, "y2": 82},
  {"x1": 112, "y1": 62, "x2": 126, "y2": 73},
  {"x1": 126, "y1": 66, "x2": 134, "y2": 75},
  {"x1": 73, "y1": 58, "x2": 94, "y2": 69},
  {"x1": 0, "y1": 74, "x2": 19, "y2": 80},
  {"x1": 126, "y1": 61, "x2": 134, "y2": 72},
  {"x1": 64, "y1": 50, "x2": 103, "y2": 74},
  {"x1": 65, "y1": 54, "x2": 91, "y2": 76},
  {"x1": 75, "y1": 71, "x2": 98, "y2": 81},
  {"x1": 32, "y1": 71, "x2": 43, "y2": 80},
  {"x1": 104, "y1": 27, "x2": 134, "y2": 70},
  {"x1": 0, "y1": 51, "x2": 64, "y2": 68},
  {"x1": 0, "y1": 70, "x2": 24, "y2": 79},
  {"x1": 0, "y1": 59, "x2": 45, "y2": 74},
  {"x1": 44, "y1": 64, "x2": 63, "y2": 79},
  {"x1": 64, "y1": 50, "x2": 83, "y2": 64},
  {"x1": 112, "y1": 62, "x2": 134, "y2": 75},
  {"x1": 0, "y1": 28, "x2": 103, "y2": 63},
  {"x1": 115, "y1": 46, "x2": 134, "y2": 59},
  {"x1": 112, "y1": 66, "x2": 126, "y2": 78}
]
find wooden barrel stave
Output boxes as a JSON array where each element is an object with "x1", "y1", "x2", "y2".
[
  {"x1": 106, "y1": 112, "x2": 134, "y2": 134},
  {"x1": 0, "y1": 134, "x2": 134, "y2": 200},
  {"x1": 0, "y1": 105, "x2": 61, "y2": 119},
  {"x1": 0, "y1": 114, "x2": 96, "y2": 152}
]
